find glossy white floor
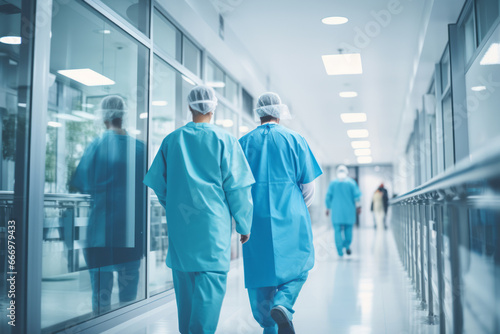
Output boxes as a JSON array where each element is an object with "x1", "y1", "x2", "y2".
[{"x1": 104, "y1": 225, "x2": 440, "y2": 334}]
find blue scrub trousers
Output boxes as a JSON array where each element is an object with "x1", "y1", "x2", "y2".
[
  {"x1": 247, "y1": 271, "x2": 308, "y2": 334},
  {"x1": 333, "y1": 224, "x2": 353, "y2": 256},
  {"x1": 172, "y1": 270, "x2": 228, "y2": 334}
]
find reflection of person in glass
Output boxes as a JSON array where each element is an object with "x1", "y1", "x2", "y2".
[{"x1": 72, "y1": 95, "x2": 145, "y2": 314}]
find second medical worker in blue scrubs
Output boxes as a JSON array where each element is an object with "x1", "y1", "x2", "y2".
[
  {"x1": 143, "y1": 85, "x2": 255, "y2": 334},
  {"x1": 239, "y1": 92, "x2": 323, "y2": 334}
]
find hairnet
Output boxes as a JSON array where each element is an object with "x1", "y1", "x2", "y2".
[
  {"x1": 188, "y1": 85, "x2": 218, "y2": 114},
  {"x1": 337, "y1": 165, "x2": 349, "y2": 180},
  {"x1": 99, "y1": 95, "x2": 126, "y2": 121},
  {"x1": 254, "y1": 92, "x2": 292, "y2": 121}
]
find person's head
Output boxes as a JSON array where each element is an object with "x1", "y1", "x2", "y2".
[
  {"x1": 336, "y1": 165, "x2": 349, "y2": 180},
  {"x1": 188, "y1": 85, "x2": 218, "y2": 120},
  {"x1": 255, "y1": 92, "x2": 291, "y2": 124},
  {"x1": 100, "y1": 95, "x2": 126, "y2": 129},
  {"x1": 379, "y1": 183, "x2": 385, "y2": 189}
]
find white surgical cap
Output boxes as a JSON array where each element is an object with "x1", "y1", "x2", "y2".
[
  {"x1": 188, "y1": 85, "x2": 218, "y2": 114},
  {"x1": 337, "y1": 165, "x2": 349, "y2": 180},
  {"x1": 99, "y1": 95, "x2": 126, "y2": 122},
  {"x1": 254, "y1": 92, "x2": 292, "y2": 121}
]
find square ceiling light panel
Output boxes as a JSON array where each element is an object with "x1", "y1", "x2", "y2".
[
  {"x1": 322, "y1": 53, "x2": 363, "y2": 75},
  {"x1": 341, "y1": 113, "x2": 367, "y2": 123},
  {"x1": 58, "y1": 69, "x2": 115, "y2": 86}
]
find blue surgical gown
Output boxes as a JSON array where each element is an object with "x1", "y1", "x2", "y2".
[
  {"x1": 325, "y1": 177, "x2": 361, "y2": 225},
  {"x1": 143, "y1": 122, "x2": 255, "y2": 273},
  {"x1": 239, "y1": 123, "x2": 323, "y2": 288}
]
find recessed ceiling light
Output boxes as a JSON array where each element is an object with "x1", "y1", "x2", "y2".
[
  {"x1": 341, "y1": 113, "x2": 366, "y2": 123},
  {"x1": 347, "y1": 129, "x2": 369, "y2": 138},
  {"x1": 0, "y1": 36, "x2": 21, "y2": 45},
  {"x1": 480, "y1": 43, "x2": 500, "y2": 65},
  {"x1": 321, "y1": 53, "x2": 363, "y2": 75},
  {"x1": 207, "y1": 81, "x2": 225, "y2": 88},
  {"x1": 471, "y1": 86, "x2": 486, "y2": 92},
  {"x1": 81, "y1": 103, "x2": 94, "y2": 108},
  {"x1": 215, "y1": 119, "x2": 224, "y2": 125},
  {"x1": 354, "y1": 148, "x2": 371, "y2": 156},
  {"x1": 351, "y1": 141, "x2": 371, "y2": 149},
  {"x1": 239, "y1": 125, "x2": 249, "y2": 133},
  {"x1": 18, "y1": 103, "x2": 27, "y2": 108},
  {"x1": 139, "y1": 112, "x2": 148, "y2": 119},
  {"x1": 129, "y1": 129, "x2": 141, "y2": 135},
  {"x1": 58, "y1": 68, "x2": 115, "y2": 86},
  {"x1": 152, "y1": 100, "x2": 168, "y2": 106},
  {"x1": 357, "y1": 156, "x2": 373, "y2": 164},
  {"x1": 322, "y1": 16, "x2": 348, "y2": 25},
  {"x1": 339, "y1": 91, "x2": 358, "y2": 98},
  {"x1": 48, "y1": 121, "x2": 62, "y2": 128},
  {"x1": 222, "y1": 119, "x2": 234, "y2": 127}
]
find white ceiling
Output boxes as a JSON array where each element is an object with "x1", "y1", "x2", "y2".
[{"x1": 221, "y1": 0, "x2": 431, "y2": 165}]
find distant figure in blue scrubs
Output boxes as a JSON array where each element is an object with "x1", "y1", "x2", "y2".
[
  {"x1": 72, "y1": 95, "x2": 146, "y2": 314},
  {"x1": 143, "y1": 85, "x2": 255, "y2": 334},
  {"x1": 325, "y1": 165, "x2": 362, "y2": 257},
  {"x1": 239, "y1": 92, "x2": 323, "y2": 334}
]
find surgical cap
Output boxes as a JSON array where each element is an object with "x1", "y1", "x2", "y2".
[
  {"x1": 99, "y1": 95, "x2": 126, "y2": 122},
  {"x1": 254, "y1": 92, "x2": 291, "y2": 120},
  {"x1": 337, "y1": 165, "x2": 349, "y2": 179},
  {"x1": 188, "y1": 85, "x2": 218, "y2": 114}
]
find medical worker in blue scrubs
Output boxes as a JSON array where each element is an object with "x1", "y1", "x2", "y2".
[
  {"x1": 143, "y1": 85, "x2": 255, "y2": 334},
  {"x1": 325, "y1": 165, "x2": 362, "y2": 257},
  {"x1": 239, "y1": 92, "x2": 323, "y2": 334}
]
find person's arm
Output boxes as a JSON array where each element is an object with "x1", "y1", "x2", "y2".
[
  {"x1": 143, "y1": 142, "x2": 168, "y2": 209},
  {"x1": 300, "y1": 181, "x2": 315, "y2": 207},
  {"x1": 222, "y1": 139, "x2": 255, "y2": 242},
  {"x1": 325, "y1": 183, "x2": 333, "y2": 216},
  {"x1": 353, "y1": 181, "x2": 362, "y2": 214}
]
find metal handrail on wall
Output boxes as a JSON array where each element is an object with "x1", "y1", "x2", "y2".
[{"x1": 390, "y1": 145, "x2": 500, "y2": 334}]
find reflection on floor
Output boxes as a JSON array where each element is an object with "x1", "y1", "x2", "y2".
[{"x1": 104, "y1": 225, "x2": 440, "y2": 334}]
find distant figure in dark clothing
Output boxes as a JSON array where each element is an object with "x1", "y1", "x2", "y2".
[{"x1": 371, "y1": 183, "x2": 389, "y2": 229}]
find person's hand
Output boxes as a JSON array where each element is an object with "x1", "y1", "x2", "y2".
[
  {"x1": 326, "y1": 210, "x2": 330, "y2": 217},
  {"x1": 356, "y1": 207, "x2": 362, "y2": 215},
  {"x1": 240, "y1": 234, "x2": 250, "y2": 244}
]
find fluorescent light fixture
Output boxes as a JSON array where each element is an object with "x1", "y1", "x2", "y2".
[
  {"x1": 347, "y1": 129, "x2": 369, "y2": 138},
  {"x1": 152, "y1": 100, "x2": 168, "y2": 106},
  {"x1": 18, "y1": 103, "x2": 27, "y2": 108},
  {"x1": 215, "y1": 119, "x2": 224, "y2": 125},
  {"x1": 57, "y1": 68, "x2": 115, "y2": 86},
  {"x1": 0, "y1": 36, "x2": 21, "y2": 45},
  {"x1": 48, "y1": 121, "x2": 62, "y2": 128},
  {"x1": 54, "y1": 113, "x2": 84, "y2": 122},
  {"x1": 139, "y1": 112, "x2": 148, "y2": 119},
  {"x1": 81, "y1": 103, "x2": 94, "y2": 108},
  {"x1": 182, "y1": 75, "x2": 196, "y2": 85},
  {"x1": 471, "y1": 85, "x2": 486, "y2": 92},
  {"x1": 480, "y1": 43, "x2": 500, "y2": 65},
  {"x1": 222, "y1": 119, "x2": 234, "y2": 128},
  {"x1": 322, "y1": 53, "x2": 363, "y2": 75},
  {"x1": 207, "y1": 81, "x2": 225, "y2": 88},
  {"x1": 100, "y1": 30, "x2": 111, "y2": 34},
  {"x1": 357, "y1": 156, "x2": 373, "y2": 164},
  {"x1": 354, "y1": 148, "x2": 371, "y2": 156},
  {"x1": 351, "y1": 141, "x2": 371, "y2": 149},
  {"x1": 339, "y1": 91, "x2": 358, "y2": 98},
  {"x1": 341, "y1": 113, "x2": 366, "y2": 123},
  {"x1": 129, "y1": 129, "x2": 141, "y2": 135},
  {"x1": 322, "y1": 16, "x2": 348, "y2": 25},
  {"x1": 73, "y1": 111, "x2": 97, "y2": 120},
  {"x1": 239, "y1": 125, "x2": 249, "y2": 133}
]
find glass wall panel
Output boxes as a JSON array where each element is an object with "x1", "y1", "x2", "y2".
[
  {"x1": 242, "y1": 88, "x2": 254, "y2": 118},
  {"x1": 441, "y1": 93, "x2": 455, "y2": 169},
  {"x1": 465, "y1": 21, "x2": 500, "y2": 158},
  {"x1": 0, "y1": 1, "x2": 34, "y2": 332},
  {"x1": 148, "y1": 56, "x2": 177, "y2": 296},
  {"x1": 101, "y1": 0, "x2": 150, "y2": 36},
  {"x1": 225, "y1": 75, "x2": 238, "y2": 106},
  {"x1": 475, "y1": 0, "x2": 499, "y2": 44},
  {"x1": 42, "y1": 0, "x2": 148, "y2": 330},
  {"x1": 464, "y1": 10, "x2": 476, "y2": 64},
  {"x1": 153, "y1": 9, "x2": 181, "y2": 61},
  {"x1": 441, "y1": 46, "x2": 450, "y2": 90},
  {"x1": 182, "y1": 36, "x2": 201, "y2": 76},
  {"x1": 206, "y1": 58, "x2": 224, "y2": 95}
]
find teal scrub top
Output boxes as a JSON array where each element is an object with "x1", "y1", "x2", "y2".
[
  {"x1": 143, "y1": 122, "x2": 255, "y2": 273},
  {"x1": 325, "y1": 177, "x2": 361, "y2": 225},
  {"x1": 239, "y1": 123, "x2": 323, "y2": 288}
]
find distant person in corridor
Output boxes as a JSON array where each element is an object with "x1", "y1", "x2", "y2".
[
  {"x1": 239, "y1": 92, "x2": 323, "y2": 334},
  {"x1": 325, "y1": 165, "x2": 362, "y2": 257},
  {"x1": 371, "y1": 183, "x2": 389, "y2": 229}
]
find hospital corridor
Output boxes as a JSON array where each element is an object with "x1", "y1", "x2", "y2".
[{"x1": 1, "y1": 0, "x2": 500, "y2": 334}]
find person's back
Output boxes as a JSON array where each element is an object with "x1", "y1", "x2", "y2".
[{"x1": 326, "y1": 177, "x2": 359, "y2": 225}]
